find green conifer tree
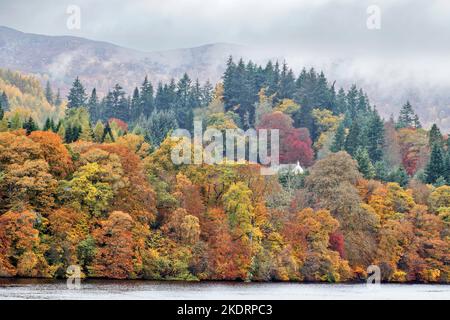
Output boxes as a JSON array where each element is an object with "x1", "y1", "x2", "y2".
[
  {"x1": 344, "y1": 120, "x2": 362, "y2": 156},
  {"x1": 67, "y1": 77, "x2": 87, "y2": 109},
  {"x1": 330, "y1": 121, "x2": 346, "y2": 153},
  {"x1": 425, "y1": 144, "x2": 446, "y2": 184},
  {"x1": 355, "y1": 147, "x2": 375, "y2": 179}
]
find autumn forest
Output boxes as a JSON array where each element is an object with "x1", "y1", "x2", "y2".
[{"x1": 0, "y1": 58, "x2": 448, "y2": 283}]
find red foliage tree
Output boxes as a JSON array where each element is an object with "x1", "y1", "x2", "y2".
[
  {"x1": 329, "y1": 231, "x2": 345, "y2": 258},
  {"x1": 91, "y1": 211, "x2": 135, "y2": 279},
  {"x1": 257, "y1": 112, "x2": 314, "y2": 166}
]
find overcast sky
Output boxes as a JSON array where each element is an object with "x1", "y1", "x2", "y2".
[{"x1": 0, "y1": 0, "x2": 449, "y2": 56}]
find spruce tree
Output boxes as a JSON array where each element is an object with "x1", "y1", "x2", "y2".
[
  {"x1": 201, "y1": 80, "x2": 214, "y2": 107},
  {"x1": 444, "y1": 151, "x2": 450, "y2": 184},
  {"x1": 357, "y1": 89, "x2": 369, "y2": 114},
  {"x1": 65, "y1": 125, "x2": 73, "y2": 143},
  {"x1": 88, "y1": 88, "x2": 100, "y2": 123},
  {"x1": 130, "y1": 87, "x2": 141, "y2": 123},
  {"x1": 366, "y1": 108, "x2": 385, "y2": 162},
  {"x1": 315, "y1": 71, "x2": 331, "y2": 110},
  {"x1": 140, "y1": 76, "x2": 154, "y2": 117},
  {"x1": 191, "y1": 79, "x2": 203, "y2": 108},
  {"x1": 397, "y1": 101, "x2": 420, "y2": 129},
  {"x1": 67, "y1": 77, "x2": 87, "y2": 109},
  {"x1": 428, "y1": 123, "x2": 443, "y2": 148},
  {"x1": 107, "y1": 84, "x2": 129, "y2": 122},
  {"x1": 176, "y1": 73, "x2": 195, "y2": 131},
  {"x1": 279, "y1": 62, "x2": 296, "y2": 100},
  {"x1": 346, "y1": 85, "x2": 359, "y2": 118},
  {"x1": 355, "y1": 147, "x2": 375, "y2": 179},
  {"x1": 223, "y1": 56, "x2": 240, "y2": 112},
  {"x1": 425, "y1": 144, "x2": 446, "y2": 184},
  {"x1": 335, "y1": 88, "x2": 347, "y2": 115},
  {"x1": 344, "y1": 120, "x2": 361, "y2": 156},
  {"x1": 331, "y1": 121, "x2": 346, "y2": 152}
]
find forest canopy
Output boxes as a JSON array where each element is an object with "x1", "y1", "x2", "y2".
[{"x1": 0, "y1": 58, "x2": 448, "y2": 283}]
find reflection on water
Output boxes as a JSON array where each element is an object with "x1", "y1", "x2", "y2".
[{"x1": 0, "y1": 278, "x2": 449, "y2": 300}]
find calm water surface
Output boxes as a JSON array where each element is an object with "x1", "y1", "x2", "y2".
[{"x1": 0, "y1": 279, "x2": 449, "y2": 300}]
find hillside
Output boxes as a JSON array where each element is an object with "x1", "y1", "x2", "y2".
[
  {"x1": 0, "y1": 26, "x2": 449, "y2": 131},
  {"x1": 0, "y1": 26, "x2": 246, "y2": 94},
  {"x1": 0, "y1": 69, "x2": 65, "y2": 126}
]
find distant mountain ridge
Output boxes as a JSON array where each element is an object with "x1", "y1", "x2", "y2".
[
  {"x1": 1, "y1": 26, "x2": 450, "y2": 131},
  {"x1": 0, "y1": 26, "x2": 247, "y2": 94}
]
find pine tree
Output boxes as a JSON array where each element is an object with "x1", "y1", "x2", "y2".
[
  {"x1": 344, "y1": 120, "x2": 361, "y2": 156},
  {"x1": 397, "y1": 101, "x2": 419, "y2": 129},
  {"x1": 316, "y1": 71, "x2": 331, "y2": 110},
  {"x1": 191, "y1": 79, "x2": 203, "y2": 108},
  {"x1": 45, "y1": 81, "x2": 54, "y2": 105},
  {"x1": 139, "y1": 110, "x2": 178, "y2": 146},
  {"x1": 346, "y1": 85, "x2": 359, "y2": 117},
  {"x1": 106, "y1": 84, "x2": 130, "y2": 122},
  {"x1": 355, "y1": 147, "x2": 375, "y2": 179},
  {"x1": 87, "y1": 88, "x2": 100, "y2": 123},
  {"x1": 366, "y1": 108, "x2": 385, "y2": 162},
  {"x1": 428, "y1": 123, "x2": 443, "y2": 148},
  {"x1": 444, "y1": 150, "x2": 450, "y2": 184},
  {"x1": 64, "y1": 124, "x2": 82, "y2": 143},
  {"x1": 130, "y1": 87, "x2": 141, "y2": 123},
  {"x1": 425, "y1": 144, "x2": 446, "y2": 184},
  {"x1": 330, "y1": 121, "x2": 346, "y2": 152},
  {"x1": 67, "y1": 77, "x2": 87, "y2": 109},
  {"x1": 176, "y1": 73, "x2": 194, "y2": 131},
  {"x1": 73, "y1": 125, "x2": 82, "y2": 142},
  {"x1": 279, "y1": 62, "x2": 296, "y2": 100},
  {"x1": 65, "y1": 125, "x2": 73, "y2": 143},
  {"x1": 335, "y1": 88, "x2": 347, "y2": 115},
  {"x1": 357, "y1": 89, "x2": 369, "y2": 114},
  {"x1": 140, "y1": 76, "x2": 154, "y2": 117},
  {"x1": 223, "y1": 56, "x2": 240, "y2": 112}
]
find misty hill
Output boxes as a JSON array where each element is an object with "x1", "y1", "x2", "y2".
[
  {"x1": 0, "y1": 26, "x2": 449, "y2": 131},
  {"x1": 0, "y1": 26, "x2": 247, "y2": 94}
]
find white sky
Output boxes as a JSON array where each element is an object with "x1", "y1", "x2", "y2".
[{"x1": 0, "y1": 0, "x2": 449, "y2": 55}]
